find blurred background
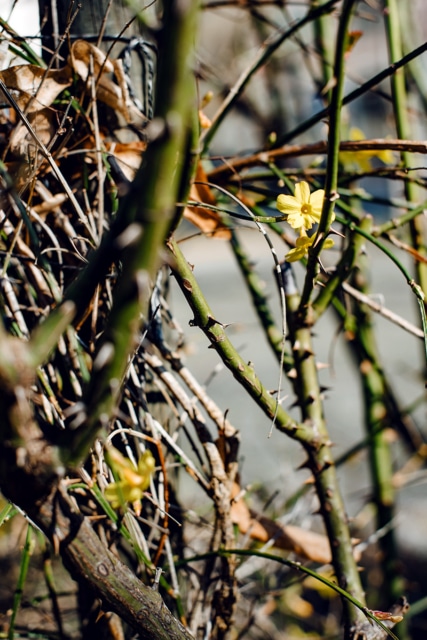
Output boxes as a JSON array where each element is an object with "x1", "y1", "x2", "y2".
[{"x1": 1, "y1": 1, "x2": 427, "y2": 637}]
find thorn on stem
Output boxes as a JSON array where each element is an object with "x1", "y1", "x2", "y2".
[{"x1": 152, "y1": 567, "x2": 162, "y2": 591}]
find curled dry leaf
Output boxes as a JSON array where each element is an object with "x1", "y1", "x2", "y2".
[
  {"x1": 1, "y1": 42, "x2": 227, "y2": 242},
  {"x1": 105, "y1": 141, "x2": 148, "y2": 182},
  {"x1": 70, "y1": 38, "x2": 115, "y2": 77},
  {"x1": 10, "y1": 108, "x2": 57, "y2": 159},
  {"x1": 231, "y1": 482, "x2": 360, "y2": 564},
  {"x1": 0, "y1": 63, "x2": 72, "y2": 158},
  {"x1": 70, "y1": 40, "x2": 145, "y2": 127},
  {"x1": 370, "y1": 610, "x2": 404, "y2": 624},
  {"x1": 184, "y1": 163, "x2": 231, "y2": 239},
  {"x1": 0, "y1": 39, "x2": 146, "y2": 159},
  {"x1": 0, "y1": 64, "x2": 72, "y2": 112}
]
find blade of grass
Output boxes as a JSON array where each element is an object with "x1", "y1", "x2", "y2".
[{"x1": 8, "y1": 523, "x2": 34, "y2": 640}]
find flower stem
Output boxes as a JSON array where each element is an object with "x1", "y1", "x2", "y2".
[{"x1": 299, "y1": 0, "x2": 357, "y2": 311}]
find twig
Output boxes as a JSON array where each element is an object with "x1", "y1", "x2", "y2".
[
  {"x1": 0, "y1": 79, "x2": 97, "y2": 243},
  {"x1": 341, "y1": 281, "x2": 425, "y2": 339},
  {"x1": 89, "y1": 53, "x2": 104, "y2": 242},
  {"x1": 208, "y1": 139, "x2": 427, "y2": 184},
  {"x1": 274, "y1": 39, "x2": 427, "y2": 147}
]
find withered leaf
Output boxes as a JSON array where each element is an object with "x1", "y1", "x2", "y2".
[
  {"x1": 1, "y1": 39, "x2": 147, "y2": 160},
  {"x1": 0, "y1": 64, "x2": 72, "y2": 112},
  {"x1": 10, "y1": 108, "x2": 56, "y2": 158},
  {"x1": 184, "y1": 163, "x2": 231, "y2": 239},
  {"x1": 70, "y1": 40, "x2": 146, "y2": 127},
  {"x1": 105, "y1": 141, "x2": 147, "y2": 182},
  {"x1": 231, "y1": 482, "x2": 358, "y2": 564}
]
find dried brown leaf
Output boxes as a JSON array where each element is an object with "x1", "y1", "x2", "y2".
[
  {"x1": 345, "y1": 30, "x2": 363, "y2": 57},
  {"x1": 105, "y1": 141, "x2": 147, "y2": 181},
  {"x1": 0, "y1": 39, "x2": 147, "y2": 161},
  {"x1": 9, "y1": 108, "x2": 55, "y2": 158},
  {"x1": 370, "y1": 610, "x2": 404, "y2": 624},
  {"x1": 231, "y1": 482, "x2": 336, "y2": 564},
  {"x1": 70, "y1": 40, "x2": 145, "y2": 126},
  {"x1": 184, "y1": 164, "x2": 231, "y2": 239},
  {"x1": 0, "y1": 65, "x2": 72, "y2": 112}
]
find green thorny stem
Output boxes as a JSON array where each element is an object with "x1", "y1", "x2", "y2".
[
  {"x1": 283, "y1": 262, "x2": 366, "y2": 635},
  {"x1": 167, "y1": 238, "x2": 367, "y2": 635},
  {"x1": 311, "y1": 0, "x2": 335, "y2": 102},
  {"x1": 384, "y1": 0, "x2": 427, "y2": 309},
  {"x1": 167, "y1": 238, "x2": 316, "y2": 445},
  {"x1": 346, "y1": 246, "x2": 404, "y2": 609},
  {"x1": 299, "y1": 0, "x2": 357, "y2": 313}
]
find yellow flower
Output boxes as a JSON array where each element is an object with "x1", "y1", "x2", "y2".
[
  {"x1": 104, "y1": 446, "x2": 155, "y2": 509},
  {"x1": 285, "y1": 235, "x2": 314, "y2": 262},
  {"x1": 277, "y1": 181, "x2": 325, "y2": 231},
  {"x1": 285, "y1": 233, "x2": 334, "y2": 262},
  {"x1": 340, "y1": 127, "x2": 394, "y2": 172}
]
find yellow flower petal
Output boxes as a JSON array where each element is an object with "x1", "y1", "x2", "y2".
[
  {"x1": 377, "y1": 148, "x2": 394, "y2": 165},
  {"x1": 106, "y1": 446, "x2": 134, "y2": 474},
  {"x1": 309, "y1": 189, "x2": 325, "y2": 216},
  {"x1": 349, "y1": 127, "x2": 365, "y2": 141},
  {"x1": 284, "y1": 235, "x2": 334, "y2": 262},
  {"x1": 287, "y1": 210, "x2": 311, "y2": 230},
  {"x1": 121, "y1": 465, "x2": 147, "y2": 488},
  {"x1": 340, "y1": 127, "x2": 394, "y2": 171},
  {"x1": 285, "y1": 248, "x2": 306, "y2": 262},
  {"x1": 137, "y1": 450, "x2": 156, "y2": 490},
  {"x1": 285, "y1": 236, "x2": 313, "y2": 262},
  {"x1": 295, "y1": 181, "x2": 311, "y2": 204},
  {"x1": 104, "y1": 446, "x2": 155, "y2": 508},
  {"x1": 277, "y1": 182, "x2": 325, "y2": 231},
  {"x1": 277, "y1": 194, "x2": 303, "y2": 215},
  {"x1": 105, "y1": 481, "x2": 143, "y2": 509}
]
